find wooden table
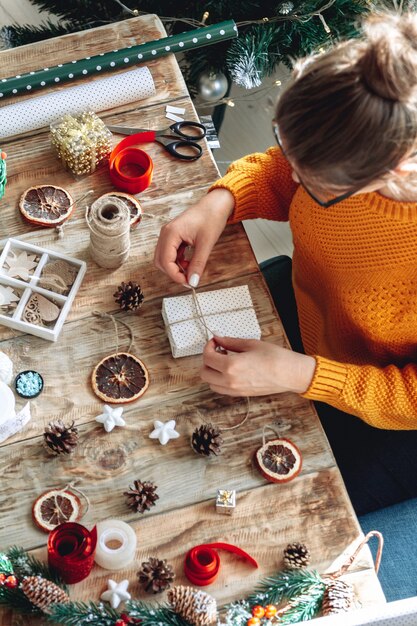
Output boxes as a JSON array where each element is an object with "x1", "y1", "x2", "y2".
[{"x1": 0, "y1": 14, "x2": 384, "y2": 624}]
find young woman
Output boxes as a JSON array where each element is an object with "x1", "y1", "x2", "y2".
[{"x1": 154, "y1": 11, "x2": 417, "y2": 514}]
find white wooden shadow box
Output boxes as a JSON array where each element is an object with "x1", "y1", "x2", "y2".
[{"x1": 0, "y1": 238, "x2": 86, "y2": 341}]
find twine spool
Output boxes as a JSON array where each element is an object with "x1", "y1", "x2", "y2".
[{"x1": 86, "y1": 195, "x2": 131, "y2": 268}]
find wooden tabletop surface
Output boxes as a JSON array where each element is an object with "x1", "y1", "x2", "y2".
[{"x1": 0, "y1": 14, "x2": 385, "y2": 624}]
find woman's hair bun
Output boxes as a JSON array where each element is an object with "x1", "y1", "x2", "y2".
[{"x1": 360, "y1": 12, "x2": 417, "y2": 102}]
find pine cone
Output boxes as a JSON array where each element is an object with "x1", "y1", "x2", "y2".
[
  {"x1": 283, "y1": 542, "x2": 311, "y2": 569},
  {"x1": 168, "y1": 585, "x2": 217, "y2": 626},
  {"x1": 191, "y1": 423, "x2": 223, "y2": 456},
  {"x1": 43, "y1": 420, "x2": 79, "y2": 455},
  {"x1": 321, "y1": 578, "x2": 355, "y2": 615},
  {"x1": 124, "y1": 480, "x2": 159, "y2": 513},
  {"x1": 114, "y1": 281, "x2": 144, "y2": 312},
  {"x1": 21, "y1": 575, "x2": 70, "y2": 614},
  {"x1": 138, "y1": 557, "x2": 175, "y2": 593}
]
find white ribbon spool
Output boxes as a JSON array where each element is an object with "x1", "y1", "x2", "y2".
[{"x1": 95, "y1": 519, "x2": 137, "y2": 570}]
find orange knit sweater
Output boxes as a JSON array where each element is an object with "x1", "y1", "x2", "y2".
[{"x1": 210, "y1": 147, "x2": 417, "y2": 430}]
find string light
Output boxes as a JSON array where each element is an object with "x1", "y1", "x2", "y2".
[
  {"x1": 318, "y1": 13, "x2": 331, "y2": 33},
  {"x1": 111, "y1": 0, "x2": 338, "y2": 30}
]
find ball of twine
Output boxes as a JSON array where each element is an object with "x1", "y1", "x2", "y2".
[{"x1": 86, "y1": 195, "x2": 131, "y2": 269}]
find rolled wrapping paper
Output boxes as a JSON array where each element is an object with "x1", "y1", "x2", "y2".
[
  {"x1": 184, "y1": 542, "x2": 258, "y2": 586},
  {"x1": 0, "y1": 67, "x2": 155, "y2": 139},
  {"x1": 48, "y1": 522, "x2": 97, "y2": 583},
  {"x1": 95, "y1": 519, "x2": 137, "y2": 570},
  {"x1": 109, "y1": 133, "x2": 154, "y2": 194},
  {"x1": 0, "y1": 21, "x2": 237, "y2": 101}
]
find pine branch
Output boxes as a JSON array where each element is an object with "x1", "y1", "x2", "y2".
[
  {"x1": 27, "y1": 0, "x2": 125, "y2": 23},
  {"x1": 0, "y1": 20, "x2": 76, "y2": 48},
  {"x1": 126, "y1": 599, "x2": 192, "y2": 626},
  {"x1": 6, "y1": 547, "x2": 65, "y2": 588},
  {"x1": 48, "y1": 601, "x2": 121, "y2": 626},
  {"x1": 247, "y1": 569, "x2": 325, "y2": 606},
  {"x1": 0, "y1": 585, "x2": 39, "y2": 614},
  {"x1": 279, "y1": 585, "x2": 326, "y2": 623}
]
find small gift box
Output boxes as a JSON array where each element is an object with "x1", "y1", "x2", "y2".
[
  {"x1": 216, "y1": 489, "x2": 236, "y2": 515},
  {"x1": 162, "y1": 285, "x2": 261, "y2": 358},
  {"x1": 50, "y1": 111, "x2": 112, "y2": 176}
]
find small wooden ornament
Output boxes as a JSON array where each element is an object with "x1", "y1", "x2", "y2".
[
  {"x1": 22, "y1": 294, "x2": 60, "y2": 325},
  {"x1": 91, "y1": 352, "x2": 149, "y2": 404},
  {"x1": 39, "y1": 259, "x2": 78, "y2": 294}
]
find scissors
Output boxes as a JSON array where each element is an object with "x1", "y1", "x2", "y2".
[{"x1": 107, "y1": 121, "x2": 207, "y2": 161}]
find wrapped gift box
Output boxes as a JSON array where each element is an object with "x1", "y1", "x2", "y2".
[
  {"x1": 216, "y1": 489, "x2": 236, "y2": 515},
  {"x1": 162, "y1": 285, "x2": 261, "y2": 358}
]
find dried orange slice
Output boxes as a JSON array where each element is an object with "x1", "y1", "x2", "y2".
[
  {"x1": 91, "y1": 352, "x2": 149, "y2": 404},
  {"x1": 100, "y1": 191, "x2": 142, "y2": 227},
  {"x1": 32, "y1": 488, "x2": 81, "y2": 532},
  {"x1": 255, "y1": 438, "x2": 302, "y2": 483},
  {"x1": 19, "y1": 185, "x2": 74, "y2": 227}
]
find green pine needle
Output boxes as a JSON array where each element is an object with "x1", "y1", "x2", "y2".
[
  {"x1": 6, "y1": 547, "x2": 65, "y2": 588},
  {"x1": 127, "y1": 599, "x2": 193, "y2": 626},
  {"x1": 48, "y1": 601, "x2": 121, "y2": 626},
  {"x1": 247, "y1": 568, "x2": 325, "y2": 606},
  {"x1": 279, "y1": 585, "x2": 326, "y2": 623},
  {"x1": 0, "y1": 586, "x2": 39, "y2": 614}
]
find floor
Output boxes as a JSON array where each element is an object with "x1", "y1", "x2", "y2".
[{"x1": 0, "y1": 0, "x2": 293, "y2": 262}]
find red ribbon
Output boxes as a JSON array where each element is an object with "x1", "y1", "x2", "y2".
[
  {"x1": 184, "y1": 542, "x2": 258, "y2": 586},
  {"x1": 109, "y1": 133, "x2": 154, "y2": 194},
  {"x1": 48, "y1": 522, "x2": 97, "y2": 584}
]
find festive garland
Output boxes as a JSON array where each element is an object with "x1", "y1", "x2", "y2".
[{"x1": 0, "y1": 532, "x2": 383, "y2": 626}]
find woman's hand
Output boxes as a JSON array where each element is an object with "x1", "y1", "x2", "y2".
[
  {"x1": 201, "y1": 337, "x2": 316, "y2": 396},
  {"x1": 154, "y1": 188, "x2": 235, "y2": 287}
]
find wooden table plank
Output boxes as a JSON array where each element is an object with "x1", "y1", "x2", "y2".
[
  {"x1": 0, "y1": 273, "x2": 305, "y2": 443},
  {"x1": 0, "y1": 470, "x2": 384, "y2": 626},
  {"x1": 0, "y1": 13, "x2": 384, "y2": 623}
]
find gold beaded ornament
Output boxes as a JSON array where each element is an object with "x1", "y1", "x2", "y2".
[{"x1": 50, "y1": 111, "x2": 112, "y2": 176}]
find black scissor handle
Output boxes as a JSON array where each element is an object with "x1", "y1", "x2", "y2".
[
  {"x1": 169, "y1": 121, "x2": 206, "y2": 141},
  {"x1": 164, "y1": 140, "x2": 203, "y2": 161}
]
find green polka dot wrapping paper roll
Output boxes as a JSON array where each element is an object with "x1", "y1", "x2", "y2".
[{"x1": 0, "y1": 21, "x2": 237, "y2": 100}]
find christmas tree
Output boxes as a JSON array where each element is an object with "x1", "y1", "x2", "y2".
[{"x1": 0, "y1": 1, "x2": 411, "y2": 101}]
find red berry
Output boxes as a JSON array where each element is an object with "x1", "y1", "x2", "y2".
[
  {"x1": 0, "y1": 573, "x2": 6, "y2": 585},
  {"x1": 247, "y1": 619, "x2": 261, "y2": 626},
  {"x1": 265, "y1": 605, "x2": 278, "y2": 618},
  {"x1": 252, "y1": 605, "x2": 265, "y2": 618},
  {"x1": 4, "y1": 575, "x2": 18, "y2": 588}
]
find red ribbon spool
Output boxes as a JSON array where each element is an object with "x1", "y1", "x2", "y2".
[
  {"x1": 184, "y1": 542, "x2": 258, "y2": 586},
  {"x1": 48, "y1": 522, "x2": 97, "y2": 584},
  {"x1": 109, "y1": 132, "x2": 154, "y2": 194}
]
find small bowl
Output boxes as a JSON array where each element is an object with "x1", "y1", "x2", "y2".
[{"x1": 15, "y1": 370, "x2": 44, "y2": 399}]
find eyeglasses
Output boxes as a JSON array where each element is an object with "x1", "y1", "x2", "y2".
[{"x1": 272, "y1": 121, "x2": 359, "y2": 208}]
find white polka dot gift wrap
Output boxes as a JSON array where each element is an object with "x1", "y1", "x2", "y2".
[
  {"x1": 161, "y1": 285, "x2": 262, "y2": 358},
  {"x1": 0, "y1": 67, "x2": 155, "y2": 139}
]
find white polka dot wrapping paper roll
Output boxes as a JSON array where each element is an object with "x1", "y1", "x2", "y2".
[
  {"x1": 0, "y1": 67, "x2": 155, "y2": 139},
  {"x1": 0, "y1": 20, "x2": 237, "y2": 101},
  {"x1": 161, "y1": 285, "x2": 262, "y2": 358}
]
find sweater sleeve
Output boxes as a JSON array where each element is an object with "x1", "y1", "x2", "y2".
[
  {"x1": 303, "y1": 355, "x2": 417, "y2": 430},
  {"x1": 209, "y1": 146, "x2": 299, "y2": 223}
]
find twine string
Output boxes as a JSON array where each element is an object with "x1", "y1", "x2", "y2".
[
  {"x1": 262, "y1": 423, "x2": 281, "y2": 446},
  {"x1": 86, "y1": 195, "x2": 131, "y2": 269},
  {"x1": 174, "y1": 264, "x2": 251, "y2": 431},
  {"x1": 92, "y1": 310, "x2": 134, "y2": 354}
]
